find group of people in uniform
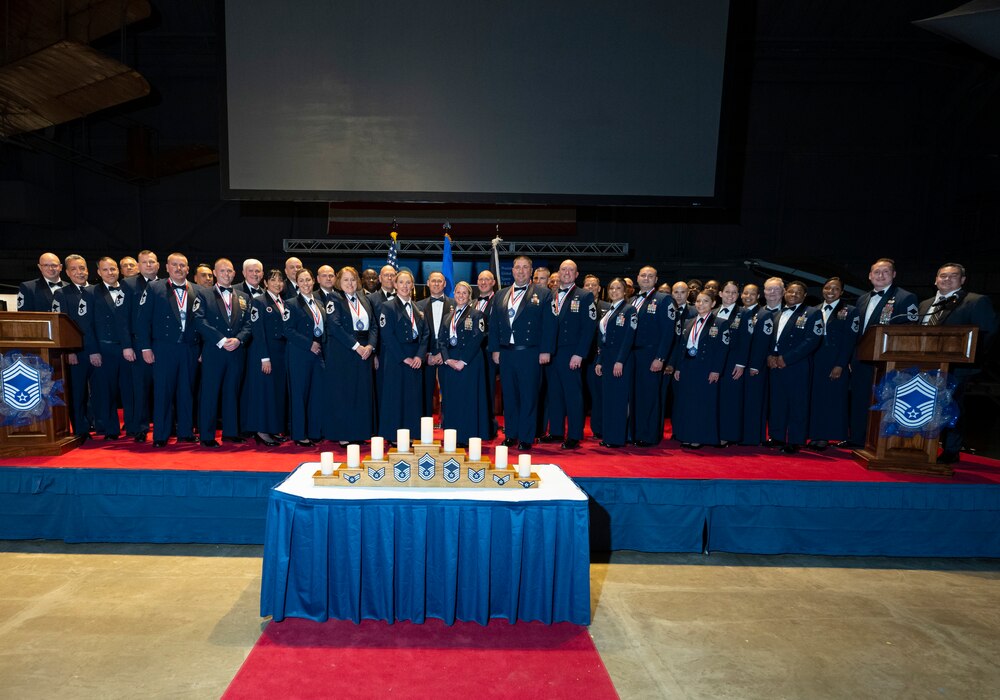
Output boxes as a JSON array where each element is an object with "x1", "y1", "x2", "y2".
[{"x1": 17, "y1": 251, "x2": 995, "y2": 462}]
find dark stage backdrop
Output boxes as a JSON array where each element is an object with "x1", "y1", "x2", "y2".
[{"x1": 223, "y1": 0, "x2": 730, "y2": 203}]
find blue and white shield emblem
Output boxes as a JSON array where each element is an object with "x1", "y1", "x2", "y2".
[
  {"x1": 892, "y1": 375, "x2": 938, "y2": 430},
  {"x1": 418, "y1": 453, "x2": 436, "y2": 480},
  {"x1": 468, "y1": 466, "x2": 485, "y2": 483},
  {"x1": 493, "y1": 473, "x2": 511, "y2": 486},
  {"x1": 443, "y1": 458, "x2": 461, "y2": 483},
  {"x1": 393, "y1": 459, "x2": 411, "y2": 482},
  {"x1": 1, "y1": 359, "x2": 42, "y2": 411},
  {"x1": 368, "y1": 465, "x2": 385, "y2": 481}
]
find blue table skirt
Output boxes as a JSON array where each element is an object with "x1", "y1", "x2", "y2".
[{"x1": 260, "y1": 491, "x2": 591, "y2": 625}]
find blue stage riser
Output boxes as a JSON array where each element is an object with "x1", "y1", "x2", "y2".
[{"x1": 2, "y1": 469, "x2": 999, "y2": 557}]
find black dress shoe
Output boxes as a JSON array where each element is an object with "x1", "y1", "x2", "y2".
[
  {"x1": 516, "y1": 441, "x2": 532, "y2": 451},
  {"x1": 152, "y1": 440, "x2": 168, "y2": 448},
  {"x1": 781, "y1": 444, "x2": 800, "y2": 454},
  {"x1": 688, "y1": 443, "x2": 703, "y2": 449},
  {"x1": 222, "y1": 435, "x2": 246, "y2": 444},
  {"x1": 104, "y1": 434, "x2": 120, "y2": 441},
  {"x1": 254, "y1": 433, "x2": 279, "y2": 447},
  {"x1": 200, "y1": 439, "x2": 220, "y2": 448},
  {"x1": 273, "y1": 434, "x2": 289, "y2": 443},
  {"x1": 502, "y1": 437, "x2": 518, "y2": 448},
  {"x1": 176, "y1": 436, "x2": 198, "y2": 444},
  {"x1": 808, "y1": 440, "x2": 829, "y2": 451},
  {"x1": 599, "y1": 440, "x2": 622, "y2": 448},
  {"x1": 561, "y1": 439, "x2": 580, "y2": 450},
  {"x1": 538, "y1": 434, "x2": 564, "y2": 444},
  {"x1": 938, "y1": 450, "x2": 960, "y2": 464},
  {"x1": 295, "y1": 439, "x2": 314, "y2": 447},
  {"x1": 634, "y1": 440, "x2": 654, "y2": 448},
  {"x1": 133, "y1": 432, "x2": 148, "y2": 443}
]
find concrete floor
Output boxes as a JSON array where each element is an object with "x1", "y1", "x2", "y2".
[{"x1": 0, "y1": 542, "x2": 998, "y2": 699}]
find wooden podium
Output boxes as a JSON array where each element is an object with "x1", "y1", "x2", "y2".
[
  {"x1": 0, "y1": 311, "x2": 84, "y2": 456},
  {"x1": 853, "y1": 324, "x2": 979, "y2": 477}
]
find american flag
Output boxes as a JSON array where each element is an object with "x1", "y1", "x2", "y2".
[{"x1": 387, "y1": 227, "x2": 399, "y2": 271}]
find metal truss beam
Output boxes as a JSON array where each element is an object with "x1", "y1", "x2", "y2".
[{"x1": 284, "y1": 239, "x2": 628, "y2": 257}]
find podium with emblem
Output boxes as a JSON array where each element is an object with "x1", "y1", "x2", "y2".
[
  {"x1": 0, "y1": 311, "x2": 84, "y2": 456},
  {"x1": 853, "y1": 324, "x2": 979, "y2": 477}
]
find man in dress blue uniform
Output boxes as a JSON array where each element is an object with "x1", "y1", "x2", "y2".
[
  {"x1": 122, "y1": 250, "x2": 159, "y2": 441},
  {"x1": 137, "y1": 252, "x2": 201, "y2": 448},
  {"x1": 17, "y1": 252, "x2": 65, "y2": 312},
  {"x1": 848, "y1": 258, "x2": 919, "y2": 446},
  {"x1": 627, "y1": 266, "x2": 674, "y2": 447},
  {"x1": 918, "y1": 263, "x2": 997, "y2": 463},
  {"x1": 808, "y1": 277, "x2": 857, "y2": 449},
  {"x1": 540, "y1": 260, "x2": 596, "y2": 450},
  {"x1": 85, "y1": 257, "x2": 136, "y2": 440},
  {"x1": 368, "y1": 265, "x2": 397, "y2": 309},
  {"x1": 767, "y1": 281, "x2": 824, "y2": 453},
  {"x1": 488, "y1": 255, "x2": 557, "y2": 450},
  {"x1": 583, "y1": 274, "x2": 609, "y2": 439},
  {"x1": 476, "y1": 269, "x2": 500, "y2": 438},
  {"x1": 419, "y1": 271, "x2": 455, "y2": 417},
  {"x1": 743, "y1": 279, "x2": 783, "y2": 446},
  {"x1": 52, "y1": 255, "x2": 93, "y2": 440},
  {"x1": 194, "y1": 258, "x2": 253, "y2": 447}
]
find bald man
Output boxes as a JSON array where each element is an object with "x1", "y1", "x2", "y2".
[
  {"x1": 17, "y1": 252, "x2": 65, "y2": 311},
  {"x1": 369, "y1": 265, "x2": 397, "y2": 308},
  {"x1": 281, "y1": 257, "x2": 303, "y2": 300}
]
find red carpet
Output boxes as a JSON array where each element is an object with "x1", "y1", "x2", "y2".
[
  {"x1": 6, "y1": 427, "x2": 1000, "y2": 484},
  {"x1": 222, "y1": 618, "x2": 618, "y2": 700}
]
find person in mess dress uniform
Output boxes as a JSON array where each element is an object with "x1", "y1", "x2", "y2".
[
  {"x1": 437, "y1": 281, "x2": 490, "y2": 446},
  {"x1": 594, "y1": 278, "x2": 637, "y2": 448}
]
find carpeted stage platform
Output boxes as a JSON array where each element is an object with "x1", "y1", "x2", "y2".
[{"x1": 2, "y1": 434, "x2": 999, "y2": 557}]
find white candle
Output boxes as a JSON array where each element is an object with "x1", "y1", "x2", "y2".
[
  {"x1": 320, "y1": 451, "x2": 334, "y2": 476},
  {"x1": 443, "y1": 429, "x2": 457, "y2": 453},
  {"x1": 468, "y1": 437, "x2": 482, "y2": 462},
  {"x1": 495, "y1": 445, "x2": 508, "y2": 470},
  {"x1": 518, "y1": 453, "x2": 532, "y2": 478},
  {"x1": 420, "y1": 416, "x2": 434, "y2": 444},
  {"x1": 371, "y1": 436, "x2": 384, "y2": 461},
  {"x1": 347, "y1": 444, "x2": 361, "y2": 468},
  {"x1": 397, "y1": 428, "x2": 410, "y2": 453}
]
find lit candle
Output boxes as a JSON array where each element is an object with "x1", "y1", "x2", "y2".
[
  {"x1": 443, "y1": 429, "x2": 457, "y2": 453},
  {"x1": 347, "y1": 444, "x2": 361, "y2": 468},
  {"x1": 518, "y1": 453, "x2": 532, "y2": 478},
  {"x1": 397, "y1": 428, "x2": 410, "y2": 453},
  {"x1": 495, "y1": 444, "x2": 508, "y2": 470},
  {"x1": 320, "y1": 451, "x2": 334, "y2": 476},
  {"x1": 371, "y1": 436, "x2": 384, "y2": 461},
  {"x1": 468, "y1": 437, "x2": 482, "y2": 462},
  {"x1": 420, "y1": 416, "x2": 434, "y2": 444}
]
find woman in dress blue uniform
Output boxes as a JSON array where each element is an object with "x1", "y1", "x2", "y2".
[
  {"x1": 594, "y1": 279, "x2": 636, "y2": 448},
  {"x1": 283, "y1": 268, "x2": 326, "y2": 446},
  {"x1": 670, "y1": 292, "x2": 730, "y2": 448},
  {"x1": 322, "y1": 266, "x2": 379, "y2": 444},
  {"x1": 808, "y1": 277, "x2": 857, "y2": 449},
  {"x1": 438, "y1": 281, "x2": 489, "y2": 446},
  {"x1": 717, "y1": 281, "x2": 752, "y2": 445},
  {"x1": 243, "y1": 270, "x2": 289, "y2": 446},
  {"x1": 376, "y1": 269, "x2": 429, "y2": 440}
]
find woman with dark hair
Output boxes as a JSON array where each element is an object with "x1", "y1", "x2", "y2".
[
  {"x1": 322, "y1": 266, "x2": 379, "y2": 444},
  {"x1": 437, "y1": 281, "x2": 489, "y2": 445},
  {"x1": 243, "y1": 269, "x2": 289, "y2": 445},
  {"x1": 670, "y1": 291, "x2": 729, "y2": 448},
  {"x1": 594, "y1": 278, "x2": 636, "y2": 448},
  {"x1": 283, "y1": 267, "x2": 326, "y2": 447},
  {"x1": 376, "y1": 269, "x2": 428, "y2": 440}
]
